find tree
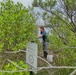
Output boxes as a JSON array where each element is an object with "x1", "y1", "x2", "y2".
[
  {"x1": 33, "y1": 0, "x2": 76, "y2": 34},
  {"x1": 0, "y1": 0, "x2": 38, "y2": 75},
  {"x1": 0, "y1": 0, "x2": 37, "y2": 51},
  {"x1": 32, "y1": 0, "x2": 76, "y2": 75},
  {"x1": 32, "y1": 0, "x2": 76, "y2": 45}
]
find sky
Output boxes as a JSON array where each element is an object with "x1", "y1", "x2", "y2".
[
  {"x1": 0, "y1": 0, "x2": 52, "y2": 26},
  {"x1": 0, "y1": 0, "x2": 50, "y2": 34},
  {"x1": 13, "y1": 0, "x2": 33, "y2": 7},
  {"x1": 0, "y1": 0, "x2": 46, "y2": 25},
  {"x1": 0, "y1": 0, "x2": 45, "y2": 24},
  {"x1": 0, "y1": 0, "x2": 33, "y2": 7}
]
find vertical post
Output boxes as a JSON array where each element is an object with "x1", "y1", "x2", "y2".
[
  {"x1": 30, "y1": 41, "x2": 34, "y2": 75},
  {"x1": 27, "y1": 41, "x2": 37, "y2": 75},
  {"x1": 30, "y1": 71, "x2": 34, "y2": 75}
]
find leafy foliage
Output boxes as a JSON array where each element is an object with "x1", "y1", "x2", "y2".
[
  {"x1": 0, "y1": 0, "x2": 37, "y2": 51},
  {"x1": 32, "y1": 0, "x2": 76, "y2": 75},
  {"x1": 0, "y1": 61, "x2": 29, "y2": 75}
]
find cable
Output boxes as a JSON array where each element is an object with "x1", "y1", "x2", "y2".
[
  {"x1": 2, "y1": 49, "x2": 76, "y2": 74},
  {"x1": 60, "y1": 47, "x2": 76, "y2": 49},
  {"x1": 5, "y1": 50, "x2": 52, "y2": 67},
  {"x1": 69, "y1": 69, "x2": 76, "y2": 75},
  {"x1": 0, "y1": 66, "x2": 76, "y2": 73},
  {"x1": 7, "y1": 59, "x2": 25, "y2": 70}
]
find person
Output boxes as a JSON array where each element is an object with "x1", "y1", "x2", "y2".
[{"x1": 38, "y1": 26, "x2": 48, "y2": 59}]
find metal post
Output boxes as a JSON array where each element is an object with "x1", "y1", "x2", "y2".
[{"x1": 28, "y1": 41, "x2": 36, "y2": 75}]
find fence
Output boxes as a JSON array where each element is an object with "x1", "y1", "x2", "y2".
[{"x1": 0, "y1": 47, "x2": 76, "y2": 75}]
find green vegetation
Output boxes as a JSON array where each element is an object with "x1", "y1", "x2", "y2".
[
  {"x1": 0, "y1": 0, "x2": 37, "y2": 51},
  {"x1": 33, "y1": 0, "x2": 76, "y2": 75},
  {"x1": 0, "y1": 0, "x2": 76, "y2": 75},
  {"x1": 0, "y1": 0, "x2": 37, "y2": 75},
  {"x1": 0, "y1": 61, "x2": 29, "y2": 75}
]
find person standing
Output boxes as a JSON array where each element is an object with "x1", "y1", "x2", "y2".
[{"x1": 38, "y1": 26, "x2": 48, "y2": 59}]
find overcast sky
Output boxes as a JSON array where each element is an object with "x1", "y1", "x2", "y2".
[
  {"x1": 0, "y1": 0, "x2": 33, "y2": 7},
  {"x1": 0, "y1": 0, "x2": 50, "y2": 33}
]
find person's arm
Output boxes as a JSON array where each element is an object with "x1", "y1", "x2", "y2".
[
  {"x1": 38, "y1": 31, "x2": 42, "y2": 38},
  {"x1": 38, "y1": 35, "x2": 42, "y2": 38},
  {"x1": 38, "y1": 31, "x2": 46, "y2": 38}
]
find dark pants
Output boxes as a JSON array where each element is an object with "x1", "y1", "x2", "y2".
[{"x1": 43, "y1": 41, "x2": 48, "y2": 59}]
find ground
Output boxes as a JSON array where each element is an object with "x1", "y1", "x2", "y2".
[{"x1": 0, "y1": 51, "x2": 51, "y2": 75}]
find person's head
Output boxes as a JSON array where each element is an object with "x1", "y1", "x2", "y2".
[{"x1": 40, "y1": 26, "x2": 44, "y2": 32}]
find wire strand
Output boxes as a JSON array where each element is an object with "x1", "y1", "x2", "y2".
[
  {"x1": 69, "y1": 69, "x2": 76, "y2": 75},
  {"x1": 1, "y1": 49, "x2": 75, "y2": 74},
  {"x1": 7, "y1": 59, "x2": 25, "y2": 70}
]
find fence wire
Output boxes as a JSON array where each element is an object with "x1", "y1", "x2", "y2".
[{"x1": 0, "y1": 49, "x2": 76, "y2": 75}]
